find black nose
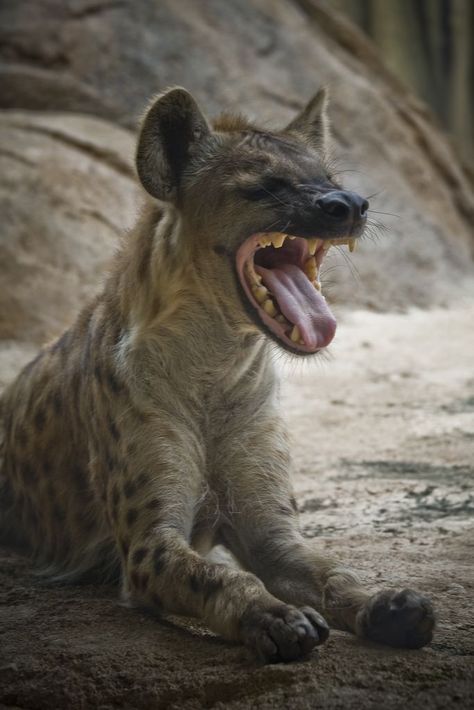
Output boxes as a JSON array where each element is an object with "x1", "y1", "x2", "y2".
[{"x1": 316, "y1": 190, "x2": 368, "y2": 222}]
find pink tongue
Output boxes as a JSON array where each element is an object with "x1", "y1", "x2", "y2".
[{"x1": 256, "y1": 264, "x2": 337, "y2": 349}]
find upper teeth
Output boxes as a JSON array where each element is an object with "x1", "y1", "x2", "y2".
[
  {"x1": 304, "y1": 256, "x2": 318, "y2": 283},
  {"x1": 257, "y1": 233, "x2": 357, "y2": 252},
  {"x1": 307, "y1": 238, "x2": 323, "y2": 256}
]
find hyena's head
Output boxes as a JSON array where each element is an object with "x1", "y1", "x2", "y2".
[{"x1": 136, "y1": 88, "x2": 368, "y2": 355}]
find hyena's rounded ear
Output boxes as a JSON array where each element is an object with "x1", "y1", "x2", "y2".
[
  {"x1": 284, "y1": 87, "x2": 330, "y2": 153},
  {"x1": 136, "y1": 87, "x2": 211, "y2": 201}
]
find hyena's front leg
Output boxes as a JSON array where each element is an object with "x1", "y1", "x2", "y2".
[
  {"x1": 217, "y1": 414, "x2": 435, "y2": 649},
  {"x1": 100, "y1": 419, "x2": 328, "y2": 662}
]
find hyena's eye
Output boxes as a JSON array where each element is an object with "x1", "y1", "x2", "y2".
[{"x1": 239, "y1": 177, "x2": 290, "y2": 202}]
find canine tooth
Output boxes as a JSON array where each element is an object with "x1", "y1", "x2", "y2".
[
  {"x1": 288, "y1": 236, "x2": 296, "y2": 240},
  {"x1": 313, "y1": 280, "x2": 321, "y2": 291},
  {"x1": 304, "y1": 257, "x2": 317, "y2": 281},
  {"x1": 290, "y1": 325, "x2": 300, "y2": 342},
  {"x1": 271, "y1": 233, "x2": 286, "y2": 248},
  {"x1": 275, "y1": 314, "x2": 289, "y2": 324},
  {"x1": 252, "y1": 285, "x2": 268, "y2": 303},
  {"x1": 263, "y1": 299, "x2": 277, "y2": 316},
  {"x1": 323, "y1": 241, "x2": 332, "y2": 251},
  {"x1": 307, "y1": 238, "x2": 321, "y2": 256},
  {"x1": 349, "y1": 238, "x2": 356, "y2": 252}
]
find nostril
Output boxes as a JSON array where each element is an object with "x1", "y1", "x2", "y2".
[
  {"x1": 317, "y1": 197, "x2": 350, "y2": 220},
  {"x1": 360, "y1": 199, "x2": 369, "y2": 217}
]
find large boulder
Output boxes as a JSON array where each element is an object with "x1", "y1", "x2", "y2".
[
  {"x1": 0, "y1": 0, "x2": 473, "y2": 310},
  {"x1": 0, "y1": 111, "x2": 137, "y2": 347}
]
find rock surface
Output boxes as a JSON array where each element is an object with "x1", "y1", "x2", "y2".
[
  {"x1": 0, "y1": 110, "x2": 137, "y2": 346},
  {"x1": 0, "y1": 0, "x2": 473, "y2": 310}
]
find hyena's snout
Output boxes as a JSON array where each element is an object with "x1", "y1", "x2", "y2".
[{"x1": 315, "y1": 189, "x2": 368, "y2": 234}]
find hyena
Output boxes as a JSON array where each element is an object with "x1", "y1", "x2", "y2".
[{"x1": 0, "y1": 88, "x2": 434, "y2": 661}]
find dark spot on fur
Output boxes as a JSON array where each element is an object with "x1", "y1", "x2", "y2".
[
  {"x1": 1, "y1": 480, "x2": 15, "y2": 510},
  {"x1": 132, "y1": 547, "x2": 148, "y2": 565},
  {"x1": 51, "y1": 390, "x2": 63, "y2": 415},
  {"x1": 107, "y1": 370, "x2": 123, "y2": 395},
  {"x1": 16, "y1": 426, "x2": 28, "y2": 447},
  {"x1": 278, "y1": 504, "x2": 295, "y2": 516},
  {"x1": 22, "y1": 463, "x2": 35, "y2": 482},
  {"x1": 72, "y1": 371, "x2": 81, "y2": 397},
  {"x1": 123, "y1": 481, "x2": 136, "y2": 499},
  {"x1": 121, "y1": 539, "x2": 130, "y2": 558},
  {"x1": 204, "y1": 577, "x2": 224, "y2": 601},
  {"x1": 189, "y1": 570, "x2": 224, "y2": 601},
  {"x1": 53, "y1": 502, "x2": 66, "y2": 522},
  {"x1": 153, "y1": 544, "x2": 167, "y2": 575},
  {"x1": 140, "y1": 573, "x2": 150, "y2": 592},
  {"x1": 108, "y1": 415, "x2": 120, "y2": 442},
  {"x1": 71, "y1": 464, "x2": 86, "y2": 487},
  {"x1": 94, "y1": 364, "x2": 103, "y2": 383},
  {"x1": 136, "y1": 472, "x2": 150, "y2": 487},
  {"x1": 112, "y1": 484, "x2": 120, "y2": 509},
  {"x1": 213, "y1": 244, "x2": 229, "y2": 256},
  {"x1": 189, "y1": 573, "x2": 200, "y2": 593},
  {"x1": 290, "y1": 496, "x2": 298, "y2": 513},
  {"x1": 146, "y1": 498, "x2": 161, "y2": 510},
  {"x1": 151, "y1": 593, "x2": 162, "y2": 609},
  {"x1": 130, "y1": 570, "x2": 140, "y2": 589},
  {"x1": 126, "y1": 508, "x2": 138, "y2": 526},
  {"x1": 105, "y1": 453, "x2": 118, "y2": 473},
  {"x1": 34, "y1": 407, "x2": 46, "y2": 433}
]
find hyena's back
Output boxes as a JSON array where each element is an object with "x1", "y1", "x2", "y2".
[{"x1": 0, "y1": 297, "x2": 121, "y2": 579}]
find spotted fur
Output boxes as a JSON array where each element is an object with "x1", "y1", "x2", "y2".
[{"x1": 0, "y1": 88, "x2": 434, "y2": 660}]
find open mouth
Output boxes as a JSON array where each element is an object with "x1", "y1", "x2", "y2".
[{"x1": 236, "y1": 232, "x2": 357, "y2": 354}]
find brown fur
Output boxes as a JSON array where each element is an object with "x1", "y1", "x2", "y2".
[{"x1": 0, "y1": 88, "x2": 435, "y2": 660}]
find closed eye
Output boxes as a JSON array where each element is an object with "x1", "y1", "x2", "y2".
[{"x1": 239, "y1": 176, "x2": 291, "y2": 202}]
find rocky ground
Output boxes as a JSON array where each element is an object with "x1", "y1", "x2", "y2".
[{"x1": 1, "y1": 303, "x2": 473, "y2": 709}]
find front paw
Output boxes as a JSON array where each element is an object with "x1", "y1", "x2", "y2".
[
  {"x1": 356, "y1": 588, "x2": 435, "y2": 649},
  {"x1": 240, "y1": 602, "x2": 330, "y2": 663}
]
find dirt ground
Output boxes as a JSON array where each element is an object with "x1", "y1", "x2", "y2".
[{"x1": 1, "y1": 303, "x2": 473, "y2": 709}]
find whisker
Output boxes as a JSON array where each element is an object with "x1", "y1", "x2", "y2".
[
  {"x1": 333, "y1": 245, "x2": 362, "y2": 285},
  {"x1": 368, "y1": 209, "x2": 400, "y2": 219}
]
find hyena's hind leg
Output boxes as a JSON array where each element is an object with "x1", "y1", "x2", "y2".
[{"x1": 102, "y1": 429, "x2": 329, "y2": 662}]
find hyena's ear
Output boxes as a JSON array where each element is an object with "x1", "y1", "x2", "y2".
[
  {"x1": 284, "y1": 87, "x2": 330, "y2": 153},
  {"x1": 136, "y1": 87, "x2": 211, "y2": 201}
]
